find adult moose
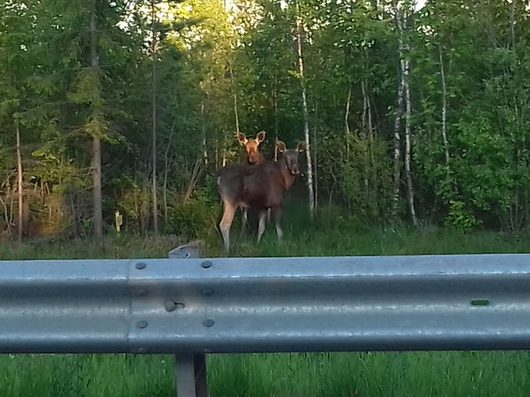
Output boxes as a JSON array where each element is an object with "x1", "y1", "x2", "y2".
[{"x1": 217, "y1": 140, "x2": 305, "y2": 253}]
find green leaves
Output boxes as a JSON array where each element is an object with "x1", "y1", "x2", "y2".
[{"x1": 0, "y1": 0, "x2": 529, "y2": 238}]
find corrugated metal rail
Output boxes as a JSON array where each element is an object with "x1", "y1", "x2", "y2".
[{"x1": 1, "y1": 252, "x2": 530, "y2": 396}]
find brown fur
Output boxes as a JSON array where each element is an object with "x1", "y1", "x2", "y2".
[
  {"x1": 236, "y1": 131, "x2": 267, "y2": 231},
  {"x1": 237, "y1": 131, "x2": 266, "y2": 165},
  {"x1": 217, "y1": 140, "x2": 305, "y2": 252}
]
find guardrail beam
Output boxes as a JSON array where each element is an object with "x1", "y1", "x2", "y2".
[{"x1": 2, "y1": 252, "x2": 530, "y2": 397}]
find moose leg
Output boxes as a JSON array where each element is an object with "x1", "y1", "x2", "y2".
[
  {"x1": 273, "y1": 207, "x2": 283, "y2": 240},
  {"x1": 257, "y1": 209, "x2": 267, "y2": 244},
  {"x1": 219, "y1": 201, "x2": 237, "y2": 253}
]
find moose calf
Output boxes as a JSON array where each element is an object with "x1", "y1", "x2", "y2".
[
  {"x1": 237, "y1": 130, "x2": 266, "y2": 165},
  {"x1": 237, "y1": 131, "x2": 267, "y2": 231}
]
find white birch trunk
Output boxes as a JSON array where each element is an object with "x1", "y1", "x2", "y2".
[
  {"x1": 345, "y1": 86, "x2": 352, "y2": 135},
  {"x1": 391, "y1": 67, "x2": 404, "y2": 220},
  {"x1": 395, "y1": 3, "x2": 418, "y2": 226},
  {"x1": 439, "y1": 45, "x2": 450, "y2": 165},
  {"x1": 295, "y1": 4, "x2": 315, "y2": 216}
]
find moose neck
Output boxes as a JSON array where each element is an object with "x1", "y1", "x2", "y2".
[{"x1": 278, "y1": 159, "x2": 297, "y2": 190}]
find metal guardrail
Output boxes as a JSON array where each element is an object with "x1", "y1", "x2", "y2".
[{"x1": 1, "y1": 252, "x2": 530, "y2": 396}]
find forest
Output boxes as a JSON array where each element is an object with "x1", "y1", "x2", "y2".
[{"x1": 1, "y1": 0, "x2": 529, "y2": 244}]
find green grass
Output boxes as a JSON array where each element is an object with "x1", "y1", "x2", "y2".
[
  {"x1": 1, "y1": 221, "x2": 530, "y2": 396},
  {"x1": 208, "y1": 352, "x2": 530, "y2": 397},
  {"x1": 0, "y1": 354, "x2": 175, "y2": 397},
  {"x1": 2, "y1": 351, "x2": 530, "y2": 397}
]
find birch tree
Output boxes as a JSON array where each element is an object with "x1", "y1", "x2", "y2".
[
  {"x1": 394, "y1": 1, "x2": 417, "y2": 226},
  {"x1": 295, "y1": 0, "x2": 315, "y2": 216}
]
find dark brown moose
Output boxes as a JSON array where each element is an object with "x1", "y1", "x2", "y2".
[{"x1": 217, "y1": 140, "x2": 305, "y2": 253}]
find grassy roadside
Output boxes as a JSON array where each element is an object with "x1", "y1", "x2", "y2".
[{"x1": 2, "y1": 351, "x2": 530, "y2": 397}]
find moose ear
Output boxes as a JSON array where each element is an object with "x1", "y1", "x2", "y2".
[
  {"x1": 256, "y1": 130, "x2": 266, "y2": 143},
  {"x1": 297, "y1": 141, "x2": 306, "y2": 152},
  {"x1": 237, "y1": 132, "x2": 247, "y2": 145},
  {"x1": 276, "y1": 140, "x2": 286, "y2": 153}
]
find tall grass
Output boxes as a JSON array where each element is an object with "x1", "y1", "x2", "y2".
[
  {"x1": 2, "y1": 351, "x2": 530, "y2": 397},
  {"x1": 0, "y1": 211, "x2": 529, "y2": 396},
  {"x1": 209, "y1": 352, "x2": 530, "y2": 397}
]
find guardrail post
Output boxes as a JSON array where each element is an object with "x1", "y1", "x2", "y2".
[
  {"x1": 175, "y1": 353, "x2": 208, "y2": 397},
  {"x1": 169, "y1": 241, "x2": 209, "y2": 397}
]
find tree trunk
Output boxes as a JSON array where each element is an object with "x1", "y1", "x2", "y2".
[
  {"x1": 15, "y1": 117, "x2": 23, "y2": 241},
  {"x1": 163, "y1": 165, "x2": 169, "y2": 225},
  {"x1": 90, "y1": 0, "x2": 103, "y2": 241},
  {"x1": 403, "y1": 57, "x2": 417, "y2": 226},
  {"x1": 391, "y1": 65, "x2": 404, "y2": 221},
  {"x1": 361, "y1": 80, "x2": 370, "y2": 193},
  {"x1": 345, "y1": 86, "x2": 352, "y2": 135},
  {"x1": 273, "y1": 77, "x2": 279, "y2": 161},
  {"x1": 163, "y1": 121, "x2": 176, "y2": 225},
  {"x1": 510, "y1": 0, "x2": 516, "y2": 49},
  {"x1": 229, "y1": 63, "x2": 240, "y2": 134},
  {"x1": 313, "y1": 101, "x2": 319, "y2": 209},
  {"x1": 395, "y1": 3, "x2": 418, "y2": 226},
  {"x1": 201, "y1": 101, "x2": 208, "y2": 166},
  {"x1": 439, "y1": 45, "x2": 450, "y2": 165},
  {"x1": 364, "y1": 78, "x2": 377, "y2": 217},
  {"x1": 184, "y1": 159, "x2": 203, "y2": 203},
  {"x1": 0, "y1": 193, "x2": 11, "y2": 237},
  {"x1": 295, "y1": 3, "x2": 315, "y2": 216},
  {"x1": 221, "y1": 134, "x2": 227, "y2": 167},
  {"x1": 362, "y1": 79, "x2": 374, "y2": 143},
  {"x1": 151, "y1": 0, "x2": 158, "y2": 235}
]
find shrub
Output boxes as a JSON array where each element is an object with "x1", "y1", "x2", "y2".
[{"x1": 167, "y1": 189, "x2": 220, "y2": 240}]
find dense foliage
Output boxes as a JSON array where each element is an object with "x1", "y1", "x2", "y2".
[{"x1": 0, "y1": 0, "x2": 528, "y2": 240}]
